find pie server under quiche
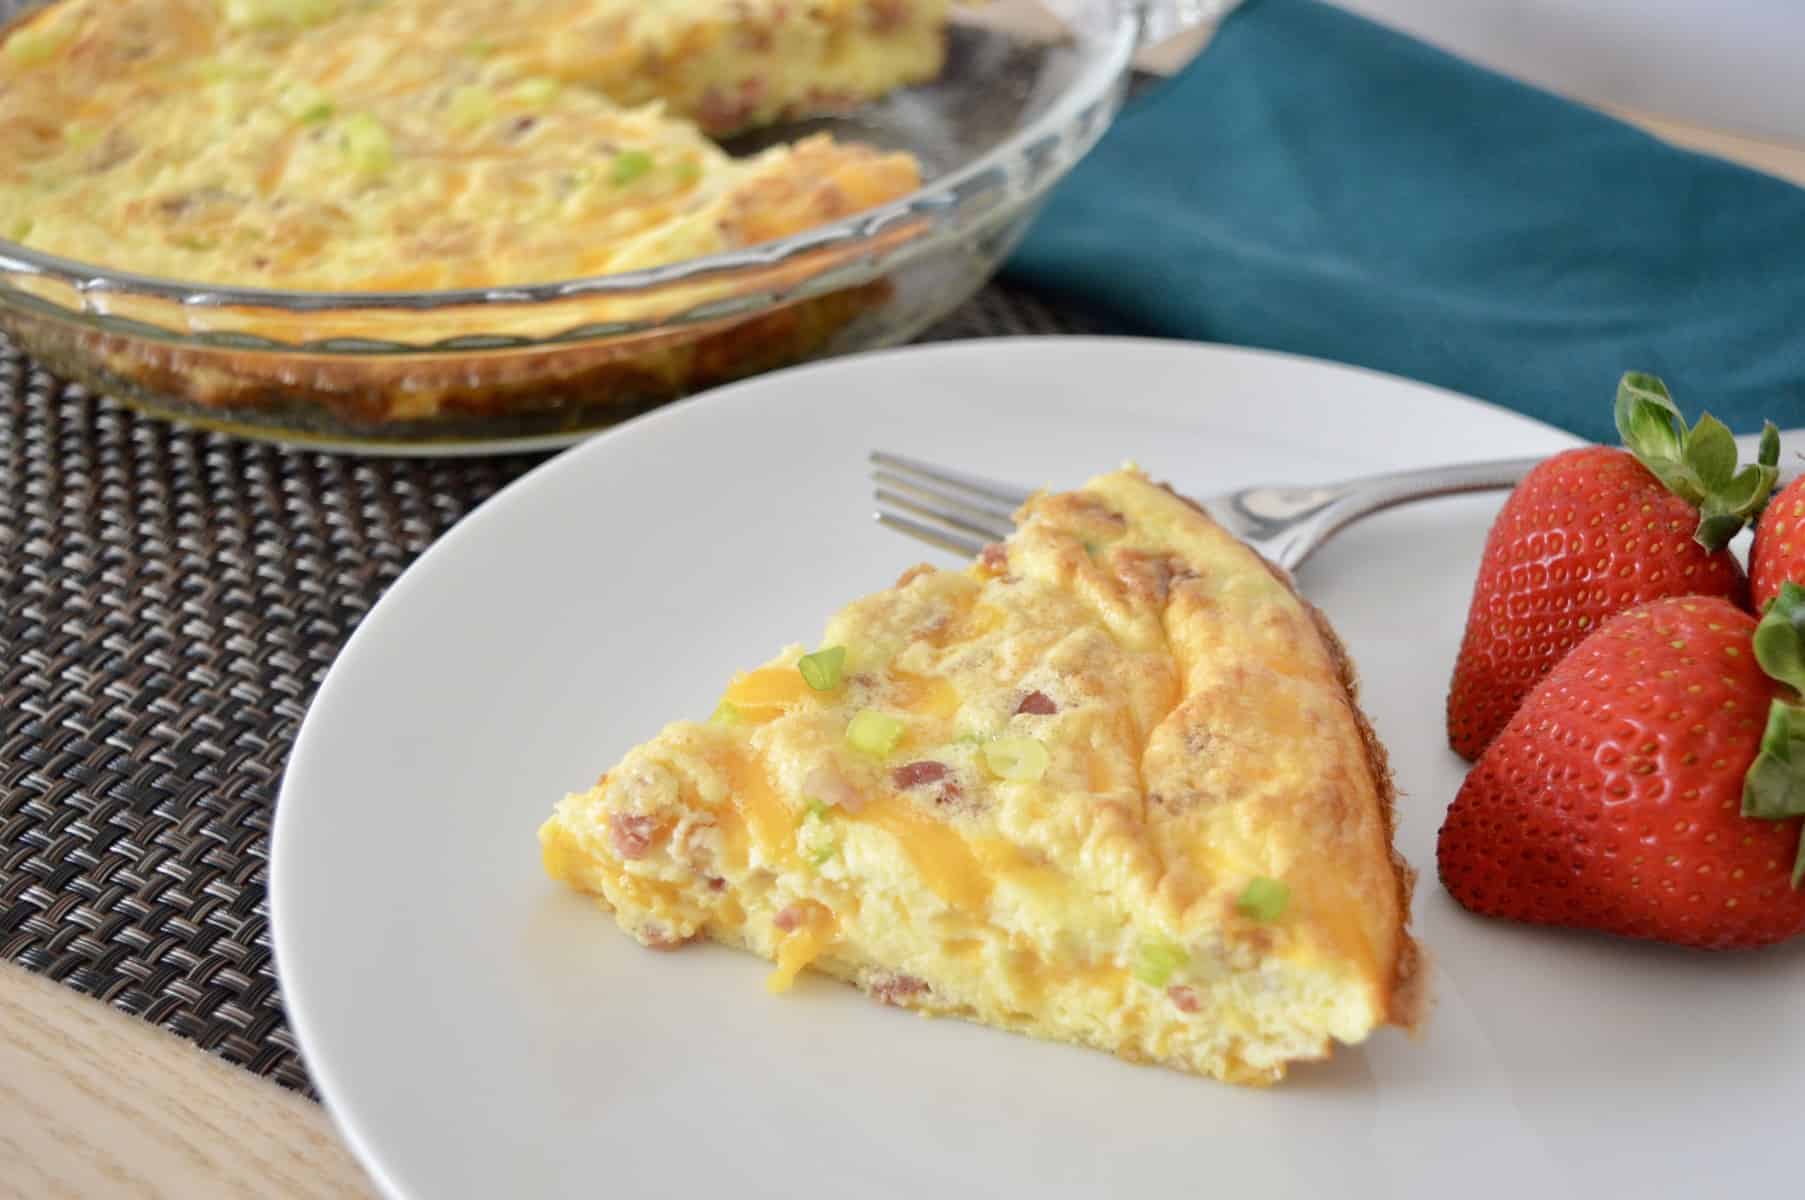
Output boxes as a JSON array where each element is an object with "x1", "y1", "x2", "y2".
[{"x1": 541, "y1": 468, "x2": 1423, "y2": 1085}]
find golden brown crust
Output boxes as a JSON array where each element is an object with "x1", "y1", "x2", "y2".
[
  {"x1": 1160, "y1": 480, "x2": 1423, "y2": 1032},
  {"x1": 0, "y1": 280, "x2": 891, "y2": 434},
  {"x1": 1293, "y1": 587, "x2": 1423, "y2": 1031}
]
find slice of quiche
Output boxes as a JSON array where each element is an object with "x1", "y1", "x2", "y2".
[{"x1": 541, "y1": 467, "x2": 1421, "y2": 1085}]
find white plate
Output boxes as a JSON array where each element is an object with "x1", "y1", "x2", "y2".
[{"x1": 272, "y1": 338, "x2": 1805, "y2": 1200}]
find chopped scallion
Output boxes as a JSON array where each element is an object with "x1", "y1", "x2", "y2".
[
  {"x1": 280, "y1": 83, "x2": 334, "y2": 124},
  {"x1": 709, "y1": 700, "x2": 742, "y2": 727},
  {"x1": 340, "y1": 112, "x2": 393, "y2": 177},
  {"x1": 1237, "y1": 877, "x2": 1290, "y2": 922},
  {"x1": 1132, "y1": 939, "x2": 1189, "y2": 988},
  {"x1": 846, "y1": 709, "x2": 905, "y2": 758},
  {"x1": 513, "y1": 76, "x2": 560, "y2": 107},
  {"x1": 5, "y1": 20, "x2": 73, "y2": 66},
  {"x1": 222, "y1": 0, "x2": 339, "y2": 31},
  {"x1": 982, "y1": 735, "x2": 1048, "y2": 782},
  {"x1": 610, "y1": 149, "x2": 654, "y2": 185},
  {"x1": 797, "y1": 645, "x2": 846, "y2": 692},
  {"x1": 446, "y1": 84, "x2": 495, "y2": 131}
]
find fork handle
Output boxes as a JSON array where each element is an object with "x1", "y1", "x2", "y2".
[
  {"x1": 1276, "y1": 455, "x2": 1543, "y2": 570},
  {"x1": 1335, "y1": 455, "x2": 1544, "y2": 509}
]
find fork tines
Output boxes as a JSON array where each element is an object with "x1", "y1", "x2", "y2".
[{"x1": 869, "y1": 451, "x2": 1033, "y2": 557}]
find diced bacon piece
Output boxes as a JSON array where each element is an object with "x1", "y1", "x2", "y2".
[
  {"x1": 871, "y1": 973, "x2": 930, "y2": 1006},
  {"x1": 892, "y1": 760, "x2": 964, "y2": 808},
  {"x1": 891, "y1": 760, "x2": 948, "y2": 789},
  {"x1": 978, "y1": 543, "x2": 1008, "y2": 574},
  {"x1": 641, "y1": 923, "x2": 692, "y2": 950},
  {"x1": 1167, "y1": 986, "x2": 1201, "y2": 1013},
  {"x1": 609, "y1": 812, "x2": 657, "y2": 859},
  {"x1": 1112, "y1": 548, "x2": 1181, "y2": 606},
  {"x1": 1015, "y1": 690, "x2": 1057, "y2": 716},
  {"x1": 774, "y1": 903, "x2": 807, "y2": 933}
]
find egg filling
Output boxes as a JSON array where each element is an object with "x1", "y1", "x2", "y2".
[{"x1": 0, "y1": 0, "x2": 944, "y2": 290}]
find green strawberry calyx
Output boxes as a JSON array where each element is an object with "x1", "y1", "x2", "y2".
[
  {"x1": 1614, "y1": 371, "x2": 1780, "y2": 553},
  {"x1": 1745, "y1": 581, "x2": 1805, "y2": 886}
]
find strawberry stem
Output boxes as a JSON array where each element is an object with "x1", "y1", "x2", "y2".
[
  {"x1": 1745, "y1": 581, "x2": 1805, "y2": 887},
  {"x1": 1614, "y1": 372, "x2": 1780, "y2": 552}
]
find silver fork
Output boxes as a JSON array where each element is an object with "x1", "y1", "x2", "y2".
[{"x1": 870, "y1": 451, "x2": 1544, "y2": 571}]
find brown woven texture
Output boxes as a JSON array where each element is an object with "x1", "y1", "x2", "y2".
[{"x1": 0, "y1": 282, "x2": 1113, "y2": 1097}]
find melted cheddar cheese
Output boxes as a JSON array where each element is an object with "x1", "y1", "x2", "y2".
[
  {"x1": 540, "y1": 467, "x2": 1421, "y2": 1086},
  {"x1": 0, "y1": 0, "x2": 943, "y2": 289}
]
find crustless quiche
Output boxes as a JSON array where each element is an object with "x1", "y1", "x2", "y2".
[
  {"x1": 0, "y1": 0, "x2": 943, "y2": 290},
  {"x1": 542, "y1": 469, "x2": 1422, "y2": 1085}
]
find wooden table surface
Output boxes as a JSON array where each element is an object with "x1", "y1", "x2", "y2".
[{"x1": 6, "y1": 16, "x2": 1805, "y2": 1200}]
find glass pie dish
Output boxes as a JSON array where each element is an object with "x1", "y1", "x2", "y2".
[{"x1": 0, "y1": 0, "x2": 1226, "y2": 453}]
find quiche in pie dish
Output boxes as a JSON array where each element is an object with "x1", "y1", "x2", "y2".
[
  {"x1": 0, "y1": 0, "x2": 940, "y2": 290},
  {"x1": 0, "y1": 0, "x2": 946, "y2": 428},
  {"x1": 540, "y1": 468, "x2": 1422, "y2": 1085}
]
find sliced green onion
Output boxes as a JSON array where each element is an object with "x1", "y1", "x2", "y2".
[
  {"x1": 709, "y1": 700, "x2": 742, "y2": 727},
  {"x1": 797, "y1": 646, "x2": 846, "y2": 692},
  {"x1": 513, "y1": 75, "x2": 561, "y2": 107},
  {"x1": 846, "y1": 709, "x2": 905, "y2": 758},
  {"x1": 5, "y1": 20, "x2": 73, "y2": 66},
  {"x1": 446, "y1": 84, "x2": 495, "y2": 131},
  {"x1": 1132, "y1": 939, "x2": 1189, "y2": 987},
  {"x1": 9, "y1": 218, "x2": 32, "y2": 242},
  {"x1": 610, "y1": 149, "x2": 654, "y2": 186},
  {"x1": 340, "y1": 112, "x2": 393, "y2": 177},
  {"x1": 222, "y1": 0, "x2": 339, "y2": 31},
  {"x1": 672, "y1": 159, "x2": 703, "y2": 187},
  {"x1": 464, "y1": 36, "x2": 496, "y2": 56},
  {"x1": 806, "y1": 841, "x2": 836, "y2": 866},
  {"x1": 1237, "y1": 877, "x2": 1291, "y2": 922},
  {"x1": 982, "y1": 735, "x2": 1048, "y2": 782},
  {"x1": 796, "y1": 796, "x2": 831, "y2": 826},
  {"x1": 280, "y1": 83, "x2": 334, "y2": 123}
]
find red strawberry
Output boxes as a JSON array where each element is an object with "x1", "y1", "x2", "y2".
[
  {"x1": 1446, "y1": 374, "x2": 1777, "y2": 760},
  {"x1": 1751, "y1": 475, "x2": 1805, "y2": 611},
  {"x1": 1438, "y1": 592, "x2": 1805, "y2": 949}
]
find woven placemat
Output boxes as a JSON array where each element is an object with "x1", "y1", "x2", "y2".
[{"x1": 0, "y1": 282, "x2": 1113, "y2": 1097}]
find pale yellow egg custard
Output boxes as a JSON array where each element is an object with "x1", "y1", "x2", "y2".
[
  {"x1": 0, "y1": 0, "x2": 944, "y2": 290},
  {"x1": 542, "y1": 468, "x2": 1422, "y2": 1086}
]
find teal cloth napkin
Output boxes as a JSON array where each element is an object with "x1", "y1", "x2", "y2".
[{"x1": 1004, "y1": 0, "x2": 1805, "y2": 442}]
